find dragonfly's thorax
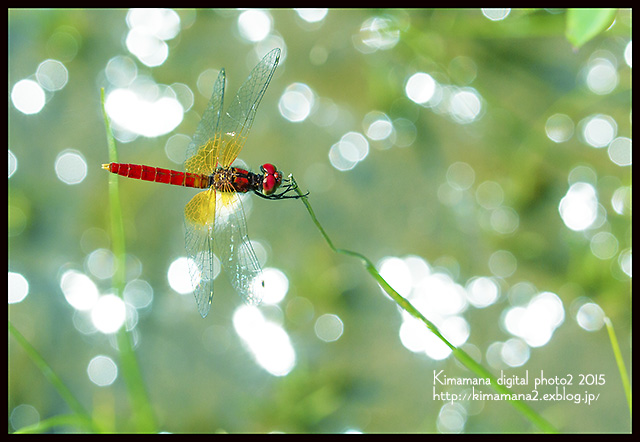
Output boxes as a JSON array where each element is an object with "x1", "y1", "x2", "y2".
[{"x1": 212, "y1": 166, "x2": 261, "y2": 193}]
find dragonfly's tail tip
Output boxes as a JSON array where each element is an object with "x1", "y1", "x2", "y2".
[{"x1": 101, "y1": 163, "x2": 111, "y2": 170}]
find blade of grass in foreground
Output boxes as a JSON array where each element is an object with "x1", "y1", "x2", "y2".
[
  {"x1": 604, "y1": 317, "x2": 631, "y2": 417},
  {"x1": 12, "y1": 413, "x2": 96, "y2": 434},
  {"x1": 9, "y1": 321, "x2": 99, "y2": 433},
  {"x1": 101, "y1": 88, "x2": 157, "y2": 433},
  {"x1": 290, "y1": 176, "x2": 557, "y2": 433}
]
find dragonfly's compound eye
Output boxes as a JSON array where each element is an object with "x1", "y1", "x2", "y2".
[
  {"x1": 261, "y1": 163, "x2": 277, "y2": 175},
  {"x1": 263, "y1": 174, "x2": 278, "y2": 195},
  {"x1": 261, "y1": 163, "x2": 283, "y2": 195}
]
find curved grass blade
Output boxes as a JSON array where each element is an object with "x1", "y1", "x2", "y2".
[
  {"x1": 9, "y1": 321, "x2": 98, "y2": 433},
  {"x1": 290, "y1": 176, "x2": 558, "y2": 433},
  {"x1": 12, "y1": 414, "x2": 96, "y2": 434}
]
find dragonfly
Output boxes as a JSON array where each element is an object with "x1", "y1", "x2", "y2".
[{"x1": 103, "y1": 48, "x2": 305, "y2": 318}]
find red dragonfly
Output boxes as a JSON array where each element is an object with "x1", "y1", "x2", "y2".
[{"x1": 103, "y1": 48, "x2": 305, "y2": 318}]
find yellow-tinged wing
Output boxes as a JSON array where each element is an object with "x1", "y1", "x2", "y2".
[
  {"x1": 217, "y1": 48, "x2": 281, "y2": 167},
  {"x1": 212, "y1": 192, "x2": 264, "y2": 306},
  {"x1": 185, "y1": 188, "x2": 263, "y2": 317},
  {"x1": 183, "y1": 49, "x2": 280, "y2": 317},
  {"x1": 184, "y1": 188, "x2": 217, "y2": 318},
  {"x1": 183, "y1": 66, "x2": 226, "y2": 317},
  {"x1": 184, "y1": 69, "x2": 226, "y2": 175}
]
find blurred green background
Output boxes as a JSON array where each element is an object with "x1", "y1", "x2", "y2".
[{"x1": 9, "y1": 9, "x2": 631, "y2": 433}]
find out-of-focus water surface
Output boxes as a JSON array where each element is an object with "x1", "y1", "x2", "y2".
[{"x1": 9, "y1": 9, "x2": 631, "y2": 433}]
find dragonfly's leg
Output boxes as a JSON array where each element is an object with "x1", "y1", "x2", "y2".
[{"x1": 253, "y1": 184, "x2": 308, "y2": 200}]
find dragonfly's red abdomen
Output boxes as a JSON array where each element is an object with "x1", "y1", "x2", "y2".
[{"x1": 103, "y1": 163, "x2": 210, "y2": 189}]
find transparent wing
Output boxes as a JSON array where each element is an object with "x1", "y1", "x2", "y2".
[
  {"x1": 214, "y1": 191, "x2": 264, "y2": 305},
  {"x1": 184, "y1": 68, "x2": 226, "y2": 175},
  {"x1": 184, "y1": 188, "x2": 217, "y2": 318},
  {"x1": 218, "y1": 48, "x2": 281, "y2": 167},
  {"x1": 182, "y1": 51, "x2": 279, "y2": 316},
  {"x1": 183, "y1": 69, "x2": 226, "y2": 317}
]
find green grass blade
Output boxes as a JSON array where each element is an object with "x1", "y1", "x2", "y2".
[
  {"x1": 565, "y1": 8, "x2": 617, "y2": 48},
  {"x1": 100, "y1": 88, "x2": 157, "y2": 433},
  {"x1": 9, "y1": 321, "x2": 99, "y2": 432},
  {"x1": 12, "y1": 414, "x2": 96, "y2": 434},
  {"x1": 101, "y1": 87, "x2": 125, "y2": 284},
  {"x1": 290, "y1": 177, "x2": 557, "y2": 433},
  {"x1": 604, "y1": 317, "x2": 631, "y2": 417}
]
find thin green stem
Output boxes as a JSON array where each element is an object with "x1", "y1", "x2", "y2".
[
  {"x1": 101, "y1": 88, "x2": 156, "y2": 433},
  {"x1": 101, "y1": 88, "x2": 125, "y2": 286},
  {"x1": 290, "y1": 176, "x2": 557, "y2": 433}
]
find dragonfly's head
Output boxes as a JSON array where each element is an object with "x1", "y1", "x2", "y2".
[{"x1": 260, "y1": 163, "x2": 283, "y2": 195}]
